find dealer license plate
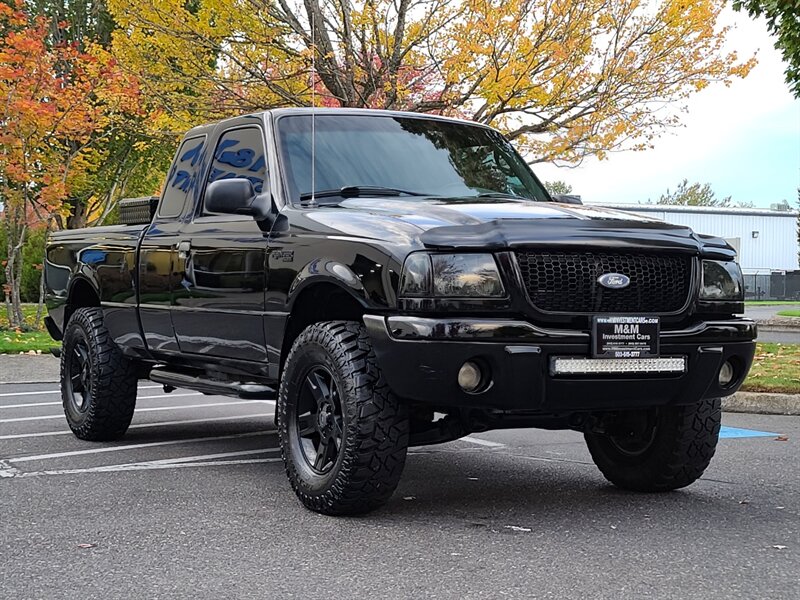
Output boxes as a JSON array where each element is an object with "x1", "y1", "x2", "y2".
[{"x1": 592, "y1": 316, "x2": 660, "y2": 359}]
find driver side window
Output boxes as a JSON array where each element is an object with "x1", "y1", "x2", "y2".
[{"x1": 204, "y1": 126, "x2": 267, "y2": 214}]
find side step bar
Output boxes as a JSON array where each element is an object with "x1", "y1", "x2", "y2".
[{"x1": 149, "y1": 367, "x2": 276, "y2": 400}]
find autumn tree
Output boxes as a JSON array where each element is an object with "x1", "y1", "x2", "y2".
[
  {"x1": 107, "y1": 0, "x2": 754, "y2": 163},
  {"x1": 0, "y1": 1, "x2": 140, "y2": 327},
  {"x1": 20, "y1": 0, "x2": 167, "y2": 229},
  {"x1": 734, "y1": 0, "x2": 800, "y2": 97}
]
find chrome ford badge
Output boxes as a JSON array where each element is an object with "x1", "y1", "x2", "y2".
[{"x1": 597, "y1": 273, "x2": 631, "y2": 289}]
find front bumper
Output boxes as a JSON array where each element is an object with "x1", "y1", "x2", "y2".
[{"x1": 363, "y1": 315, "x2": 757, "y2": 412}]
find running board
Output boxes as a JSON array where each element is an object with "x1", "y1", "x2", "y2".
[{"x1": 148, "y1": 368, "x2": 276, "y2": 400}]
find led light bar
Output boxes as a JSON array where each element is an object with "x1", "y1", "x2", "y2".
[{"x1": 551, "y1": 356, "x2": 686, "y2": 375}]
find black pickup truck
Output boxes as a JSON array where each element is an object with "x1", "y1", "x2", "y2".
[{"x1": 44, "y1": 108, "x2": 756, "y2": 515}]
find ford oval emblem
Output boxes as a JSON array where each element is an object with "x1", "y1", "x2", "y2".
[{"x1": 597, "y1": 273, "x2": 631, "y2": 289}]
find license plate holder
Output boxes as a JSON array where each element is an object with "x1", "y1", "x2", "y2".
[{"x1": 592, "y1": 316, "x2": 660, "y2": 359}]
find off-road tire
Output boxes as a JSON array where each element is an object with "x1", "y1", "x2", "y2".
[
  {"x1": 277, "y1": 321, "x2": 409, "y2": 515},
  {"x1": 61, "y1": 307, "x2": 138, "y2": 441},
  {"x1": 584, "y1": 397, "x2": 721, "y2": 492}
]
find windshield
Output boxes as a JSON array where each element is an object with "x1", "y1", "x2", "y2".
[{"x1": 276, "y1": 114, "x2": 550, "y2": 204}]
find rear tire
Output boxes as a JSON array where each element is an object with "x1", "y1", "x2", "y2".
[
  {"x1": 61, "y1": 307, "x2": 138, "y2": 441},
  {"x1": 584, "y1": 397, "x2": 721, "y2": 492},
  {"x1": 277, "y1": 321, "x2": 409, "y2": 515}
]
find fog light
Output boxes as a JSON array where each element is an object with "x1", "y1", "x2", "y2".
[
  {"x1": 458, "y1": 361, "x2": 482, "y2": 392},
  {"x1": 719, "y1": 360, "x2": 735, "y2": 387}
]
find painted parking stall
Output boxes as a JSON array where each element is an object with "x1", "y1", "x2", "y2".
[
  {"x1": 0, "y1": 381, "x2": 785, "y2": 480},
  {"x1": 0, "y1": 382, "x2": 281, "y2": 477}
]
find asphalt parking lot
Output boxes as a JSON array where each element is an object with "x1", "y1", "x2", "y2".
[{"x1": 1, "y1": 382, "x2": 798, "y2": 599}]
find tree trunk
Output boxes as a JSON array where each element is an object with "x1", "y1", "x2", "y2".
[
  {"x1": 66, "y1": 200, "x2": 88, "y2": 229},
  {"x1": 3, "y1": 218, "x2": 27, "y2": 330}
]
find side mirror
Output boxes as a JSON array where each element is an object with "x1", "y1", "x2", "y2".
[
  {"x1": 205, "y1": 178, "x2": 274, "y2": 220},
  {"x1": 551, "y1": 193, "x2": 583, "y2": 205}
]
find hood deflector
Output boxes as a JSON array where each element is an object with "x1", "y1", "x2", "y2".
[{"x1": 420, "y1": 218, "x2": 736, "y2": 260}]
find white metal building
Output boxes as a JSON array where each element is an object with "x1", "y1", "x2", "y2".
[
  {"x1": 597, "y1": 203, "x2": 799, "y2": 275},
  {"x1": 593, "y1": 203, "x2": 800, "y2": 300}
]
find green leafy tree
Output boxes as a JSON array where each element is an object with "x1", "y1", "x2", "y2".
[
  {"x1": 544, "y1": 181, "x2": 573, "y2": 196},
  {"x1": 26, "y1": 0, "x2": 116, "y2": 49},
  {"x1": 796, "y1": 188, "x2": 800, "y2": 265},
  {"x1": 655, "y1": 179, "x2": 733, "y2": 206},
  {"x1": 733, "y1": 1, "x2": 800, "y2": 97}
]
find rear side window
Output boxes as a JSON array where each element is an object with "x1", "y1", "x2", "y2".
[
  {"x1": 159, "y1": 135, "x2": 206, "y2": 218},
  {"x1": 206, "y1": 127, "x2": 267, "y2": 207}
]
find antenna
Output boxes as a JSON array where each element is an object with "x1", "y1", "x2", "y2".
[{"x1": 309, "y1": 8, "x2": 317, "y2": 206}]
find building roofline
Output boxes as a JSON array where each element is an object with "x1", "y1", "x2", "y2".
[{"x1": 595, "y1": 202, "x2": 798, "y2": 218}]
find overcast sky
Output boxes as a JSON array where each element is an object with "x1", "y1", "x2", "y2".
[{"x1": 533, "y1": 6, "x2": 800, "y2": 209}]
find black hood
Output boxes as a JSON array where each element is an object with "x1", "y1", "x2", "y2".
[{"x1": 315, "y1": 197, "x2": 736, "y2": 259}]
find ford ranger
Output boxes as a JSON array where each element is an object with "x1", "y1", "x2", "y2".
[{"x1": 44, "y1": 108, "x2": 756, "y2": 515}]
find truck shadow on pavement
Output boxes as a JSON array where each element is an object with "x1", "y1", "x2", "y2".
[{"x1": 376, "y1": 445, "x2": 746, "y2": 527}]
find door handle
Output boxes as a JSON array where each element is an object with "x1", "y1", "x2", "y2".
[{"x1": 177, "y1": 241, "x2": 191, "y2": 260}]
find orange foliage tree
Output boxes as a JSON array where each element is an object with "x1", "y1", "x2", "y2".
[{"x1": 0, "y1": 0, "x2": 140, "y2": 328}]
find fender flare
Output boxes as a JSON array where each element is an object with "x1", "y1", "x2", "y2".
[{"x1": 286, "y1": 258, "x2": 373, "y2": 310}]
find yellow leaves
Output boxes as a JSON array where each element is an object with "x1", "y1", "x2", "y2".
[{"x1": 97, "y1": 0, "x2": 754, "y2": 165}]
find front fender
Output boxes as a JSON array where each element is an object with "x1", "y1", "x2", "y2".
[{"x1": 287, "y1": 259, "x2": 370, "y2": 309}]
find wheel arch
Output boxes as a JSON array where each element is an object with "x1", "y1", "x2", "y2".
[
  {"x1": 280, "y1": 280, "x2": 370, "y2": 375},
  {"x1": 65, "y1": 277, "x2": 101, "y2": 325}
]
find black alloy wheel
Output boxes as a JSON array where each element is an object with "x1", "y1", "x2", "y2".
[
  {"x1": 604, "y1": 409, "x2": 660, "y2": 457},
  {"x1": 61, "y1": 307, "x2": 138, "y2": 441},
  {"x1": 65, "y1": 334, "x2": 93, "y2": 415},
  {"x1": 296, "y1": 366, "x2": 344, "y2": 474},
  {"x1": 278, "y1": 321, "x2": 409, "y2": 515}
]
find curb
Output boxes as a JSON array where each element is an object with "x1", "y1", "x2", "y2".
[
  {"x1": 755, "y1": 317, "x2": 800, "y2": 332},
  {"x1": 723, "y1": 392, "x2": 800, "y2": 416},
  {"x1": 757, "y1": 326, "x2": 800, "y2": 334},
  {"x1": 0, "y1": 354, "x2": 60, "y2": 385}
]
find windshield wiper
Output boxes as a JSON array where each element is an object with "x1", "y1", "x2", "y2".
[
  {"x1": 476, "y1": 192, "x2": 532, "y2": 201},
  {"x1": 299, "y1": 186, "x2": 429, "y2": 202}
]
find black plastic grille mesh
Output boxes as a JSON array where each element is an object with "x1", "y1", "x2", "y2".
[{"x1": 515, "y1": 251, "x2": 692, "y2": 313}]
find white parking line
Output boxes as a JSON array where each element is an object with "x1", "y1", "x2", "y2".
[
  {"x1": 0, "y1": 400, "x2": 275, "y2": 424},
  {"x1": 0, "y1": 392, "x2": 202, "y2": 410},
  {"x1": 0, "y1": 385, "x2": 162, "y2": 398},
  {"x1": 16, "y1": 454, "x2": 283, "y2": 478},
  {"x1": 7, "y1": 430, "x2": 275, "y2": 463},
  {"x1": 146, "y1": 448, "x2": 278, "y2": 465},
  {"x1": 461, "y1": 436, "x2": 505, "y2": 448},
  {"x1": 0, "y1": 413, "x2": 274, "y2": 441}
]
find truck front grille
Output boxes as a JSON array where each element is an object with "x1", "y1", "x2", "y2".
[{"x1": 514, "y1": 251, "x2": 693, "y2": 314}]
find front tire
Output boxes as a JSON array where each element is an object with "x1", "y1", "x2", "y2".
[
  {"x1": 61, "y1": 307, "x2": 138, "y2": 441},
  {"x1": 584, "y1": 397, "x2": 721, "y2": 492},
  {"x1": 277, "y1": 321, "x2": 409, "y2": 515}
]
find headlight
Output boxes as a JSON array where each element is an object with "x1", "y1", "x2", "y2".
[
  {"x1": 399, "y1": 253, "x2": 505, "y2": 298},
  {"x1": 700, "y1": 260, "x2": 743, "y2": 300}
]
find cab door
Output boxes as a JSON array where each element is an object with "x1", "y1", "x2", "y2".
[
  {"x1": 139, "y1": 134, "x2": 207, "y2": 354},
  {"x1": 170, "y1": 119, "x2": 270, "y2": 363}
]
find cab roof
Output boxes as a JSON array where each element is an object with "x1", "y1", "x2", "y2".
[{"x1": 185, "y1": 107, "x2": 492, "y2": 137}]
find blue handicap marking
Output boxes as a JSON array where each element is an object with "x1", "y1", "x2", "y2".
[{"x1": 719, "y1": 426, "x2": 778, "y2": 439}]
